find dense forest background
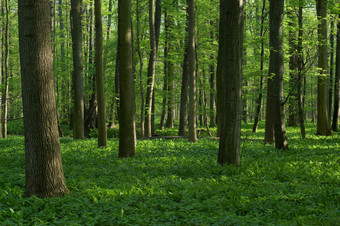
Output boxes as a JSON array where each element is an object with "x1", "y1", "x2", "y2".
[{"x1": 0, "y1": 0, "x2": 338, "y2": 141}]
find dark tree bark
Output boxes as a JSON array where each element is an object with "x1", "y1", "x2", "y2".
[
  {"x1": 332, "y1": 19, "x2": 340, "y2": 131},
  {"x1": 118, "y1": 0, "x2": 136, "y2": 157},
  {"x1": 217, "y1": 0, "x2": 243, "y2": 166},
  {"x1": 269, "y1": 0, "x2": 288, "y2": 150},
  {"x1": 95, "y1": 0, "x2": 107, "y2": 147},
  {"x1": 297, "y1": 1, "x2": 306, "y2": 139},
  {"x1": 329, "y1": 19, "x2": 335, "y2": 121},
  {"x1": 70, "y1": 0, "x2": 85, "y2": 139},
  {"x1": 165, "y1": 10, "x2": 175, "y2": 129},
  {"x1": 188, "y1": 0, "x2": 197, "y2": 142},
  {"x1": 178, "y1": 7, "x2": 189, "y2": 137},
  {"x1": 136, "y1": 0, "x2": 144, "y2": 137},
  {"x1": 316, "y1": 0, "x2": 331, "y2": 136},
  {"x1": 18, "y1": 0, "x2": 69, "y2": 198},
  {"x1": 0, "y1": 0, "x2": 2, "y2": 138}
]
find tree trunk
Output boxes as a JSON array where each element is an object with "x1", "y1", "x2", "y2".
[
  {"x1": 329, "y1": 18, "x2": 335, "y2": 121},
  {"x1": 332, "y1": 19, "x2": 340, "y2": 131},
  {"x1": 144, "y1": 0, "x2": 157, "y2": 138},
  {"x1": 95, "y1": 0, "x2": 107, "y2": 147},
  {"x1": 217, "y1": 0, "x2": 243, "y2": 166},
  {"x1": 252, "y1": 0, "x2": 266, "y2": 133},
  {"x1": 136, "y1": 0, "x2": 144, "y2": 137},
  {"x1": 70, "y1": 0, "x2": 85, "y2": 139},
  {"x1": 297, "y1": 1, "x2": 306, "y2": 139},
  {"x1": 287, "y1": 8, "x2": 298, "y2": 127},
  {"x1": 0, "y1": 0, "x2": 3, "y2": 138},
  {"x1": 2, "y1": 0, "x2": 9, "y2": 139},
  {"x1": 188, "y1": 0, "x2": 197, "y2": 142},
  {"x1": 178, "y1": 8, "x2": 189, "y2": 137},
  {"x1": 316, "y1": 0, "x2": 331, "y2": 136},
  {"x1": 269, "y1": 0, "x2": 288, "y2": 150},
  {"x1": 18, "y1": 0, "x2": 69, "y2": 198},
  {"x1": 118, "y1": 0, "x2": 136, "y2": 157}
]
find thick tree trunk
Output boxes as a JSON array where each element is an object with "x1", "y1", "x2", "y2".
[
  {"x1": 188, "y1": 0, "x2": 197, "y2": 142},
  {"x1": 178, "y1": 8, "x2": 189, "y2": 137},
  {"x1": 118, "y1": 0, "x2": 136, "y2": 157},
  {"x1": 316, "y1": 0, "x2": 331, "y2": 136},
  {"x1": 18, "y1": 0, "x2": 69, "y2": 198},
  {"x1": 95, "y1": 0, "x2": 107, "y2": 147},
  {"x1": 71, "y1": 0, "x2": 85, "y2": 139},
  {"x1": 332, "y1": 19, "x2": 340, "y2": 131},
  {"x1": 217, "y1": 0, "x2": 243, "y2": 166},
  {"x1": 269, "y1": 0, "x2": 288, "y2": 150}
]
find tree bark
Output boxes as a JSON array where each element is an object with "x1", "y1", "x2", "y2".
[
  {"x1": 178, "y1": 7, "x2": 189, "y2": 137},
  {"x1": 70, "y1": 0, "x2": 85, "y2": 139},
  {"x1": 297, "y1": 1, "x2": 306, "y2": 139},
  {"x1": 2, "y1": 0, "x2": 10, "y2": 139},
  {"x1": 217, "y1": 0, "x2": 243, "y2": 166},
  {"x1": 332, "y1": 19, "x2": 340, "y2": 131},
  {"x1": 144, "y1": 0, "x2": 157, "y2": 138},
  {"x1": 95, "y1": 0, "x2": 107, "y2": 147},
  {"x1": 269, "y1": 0, "x2": 288, "y2": 150},
  {"x1": 316, "y1": 0, "x2": 331, "y2": 136},
  {"x1": 118, "y1": 0, "x2": 136, "y2": 157},
  {"x1": 188, "y1": 0, "x2": 197, "y2": 142},
  {"x1": 0, "y1": 0, "x2": 3, "y2": 138},
  {"x1": 18, "y1": 0, "x2": 69, "y2": 198}
]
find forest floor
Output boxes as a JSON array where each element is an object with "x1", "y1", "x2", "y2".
[{"x1": 0, "y1": 122, "x2": 339, "y2": 225}]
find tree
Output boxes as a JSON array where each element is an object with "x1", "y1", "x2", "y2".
[
  {"x1": 188, "y1": 0, "x2": 197, "y2": 142},
  {"x1": 178, "y1": 7, "x2": 189, "y2": 137},
  {"x1": 70, "y1": 0, "x2": 85, "y2": 139},
  {"x1": 118, "y1": 0, "x2": 136, "y2": 157},
  {"x1": 95, "y1": 0, "x2": 107, "y2": 147},
  {"x1": 269, "y1": 0, "x2": 288, "y2": 150},
  {"x1": 217, "y1": 0, "x2": 243, "y2": 166},
  {"x1": 18, "y1": 0, "x2": 69, "y2": 198},
  {"x1": 332, "y1": 18, "x2": 340, "y2": 131},
  {"x1": 144, "y1": 0, "x2": 157, "y2": 138},
  {"x1": 2, "y1": 0, "x2": 10, "y2": 139},
  {"x1": 316, "y1": 0, "x2": 331, "y2": 136},
  {"x1": 0, "y1": 0, "x2": 3, "y2": 139}
]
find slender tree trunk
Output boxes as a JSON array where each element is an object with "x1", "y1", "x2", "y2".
[
  {"x1": 316, "y1": 0, "x2": 331, "y2": 136},
  {"x1": 118, "y1": 0, "x2": 136, "y2": 157},
  {"x1": 95, "y1": 0, "x2": 106, "y2": 147},
  {"x1": 188, "y1": 0, "x2": 197, "y2": 142},
  {"x1": 332, "y1": 19, "x2": 340, "y2": 131},
  {"x1": 252, "y1": 0, "x2": 266, "y2": 133},
  {"x1": 297, "y1": 2, "x2": 306, "y2": 138},
  {"x1": 217, "y1": 0, "x2": 243, "y2": 166},
  {"x1": 269, "y1": 0, "x2": 288, "y2": 150},
  {"x1": 165, "y1": 12, "x2": 174, "y2": 129},
  {"x1": 0, "y1": 0, "x2": 3, "y2": 138},
  {"x1": 18, "y1": 0, "x2": 69, "y2": 198},
  {"x1": 144, "y1": 0, "x2": 157, "y2": 138},
  {"x1": 329, "y1": 18, "x2": 335, "y2": 121},
  {"x1": 71, "y1": 0, "x2": 85, "y2": 139},
  {"x1": 2, "y1": 0, "x2": 9, "y2": 139},
  {"x1": 136, "y1": 0, "x2": 144, "y2": 137}
]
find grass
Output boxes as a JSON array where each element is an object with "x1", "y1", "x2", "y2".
[{"x1": 0, "y1": 122, "x2": 339, "y2": 225}]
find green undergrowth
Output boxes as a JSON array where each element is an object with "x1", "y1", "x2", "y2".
[{"x1": 0, "y1": 123, "x2": 339, "y2": 225}]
